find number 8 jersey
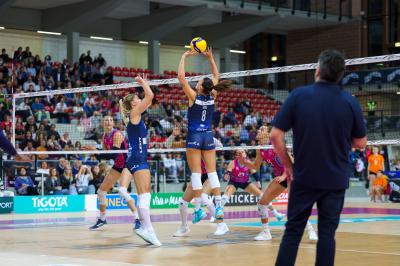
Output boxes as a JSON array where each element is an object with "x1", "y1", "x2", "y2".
[{"x1": 187, "y1": 94, "x2": 214, "y2": 133}]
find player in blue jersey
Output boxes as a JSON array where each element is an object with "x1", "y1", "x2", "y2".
[
  {"x1": 178, "y1": 48, "x2": 234, "y2": 224},
  {"x1": 117, "y1": 76, "x2": 161, "y2": 247}
]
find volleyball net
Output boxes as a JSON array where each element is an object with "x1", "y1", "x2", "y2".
[{"x1": 7, "y1": 54, "x2": 400, "y2": 176}]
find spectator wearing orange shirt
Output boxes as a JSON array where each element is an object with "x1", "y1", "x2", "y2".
[
  {"x1": 371, "y1": 170, "x2": 388, "y2": 202},
  {"x1": 367, "y1": 146, "x2": 385, "y2": 198}
]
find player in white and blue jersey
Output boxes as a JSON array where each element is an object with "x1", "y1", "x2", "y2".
[
  {"x1": 178, "y1": 48, "x2": 234, "y2": 224},
  {"x1": 117, "y1": 76, "x2": 161, "y2": 247}
]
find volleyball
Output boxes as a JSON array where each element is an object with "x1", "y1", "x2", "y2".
[{"x1": 190, "y1": 37, "x2": 207, "y2": 53}]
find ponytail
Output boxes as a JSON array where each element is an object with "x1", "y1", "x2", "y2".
[{"x1": 202, "y1": 77, "x2": 234, "y2": 95}]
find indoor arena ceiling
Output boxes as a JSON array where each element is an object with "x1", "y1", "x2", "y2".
[{"x1": 0, "y1": 0, "x2": 349, "y2": 47}]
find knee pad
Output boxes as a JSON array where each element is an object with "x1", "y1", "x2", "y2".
[
  {"x1": 179, "y1": 199, "x2": 189, "y2": 207},
  {"x1": 118, "y1": 187, "x2": 132, "y2": 202},
  {"x1": 138, "y1": 193, "x2": 151, "y2": 209},
  {"x1": 191, "y1": 173, "x2": 202, "y2": 190},
  {"x1": 208, "y1": 172, "x2": 220, "y2": 189},
  {"x1": 98, "y1": 190, "x2": 107, "y2": 205},
  {"x1": 257, "y1": 204, "x2": 269, "y2": 219}
]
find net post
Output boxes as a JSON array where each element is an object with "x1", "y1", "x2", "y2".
[{"x1": 12, "y1": 94, "x2": 16, "y2": 147}]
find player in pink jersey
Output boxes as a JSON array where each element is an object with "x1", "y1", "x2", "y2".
[
  {"x1": 246, "y1": 126, "x2": 318, "y2": 241},
  {"x1": 89, "y1": 116, "x2": 140, "y2": 230}
]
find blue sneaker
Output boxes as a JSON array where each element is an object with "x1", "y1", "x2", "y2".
[
  {"x1": 89, "y1": 219, "x2": 107, "y2": 230},
  {"x1": 215, "y1": 206, "x2": 224, "y2": 222},
  {"x1": 134, "y1": 218, "x2": 141, "y2": 231},
  {"x1": 192, "y1": 209, "x2": 207, "y2": 224}
]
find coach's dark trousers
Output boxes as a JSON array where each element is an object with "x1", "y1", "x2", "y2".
[{"x1": 275, "y1": 182, "x2": 346, "y2": 266}]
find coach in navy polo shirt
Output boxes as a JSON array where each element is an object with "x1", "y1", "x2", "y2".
[{"x1": 271, "y1": 50, "x2": 367, "y2": 266}]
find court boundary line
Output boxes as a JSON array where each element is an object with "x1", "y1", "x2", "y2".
[
  {"x1": 247, "y1": 243, "x2": 400, "y2": 257},
  {"x1": 0, "y1": 252, "x2": 155, "y2": 266}
]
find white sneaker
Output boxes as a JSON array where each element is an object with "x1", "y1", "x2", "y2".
[
  {"x1": 173, "y1": 226, "x2": 190, "y2": 237},
  {"x1": 209, "y1": 216, "x2": 216, "y2": 223},
  {"x1": 254, "y1": 229, "x2": 272, "y2": 241},
  {"x1": 307, "y1": 228, "x2": 318, "y2": 241},
  {"x1": 136, "y1": 228, "x2": 162, "y2": 246},
  {"x1": 214, "y1": 222, "x2": 229, "y2": 236}
]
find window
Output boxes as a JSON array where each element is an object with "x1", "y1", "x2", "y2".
[{"x1": 368, "y1": 20, "x2": 384, "y2": 56}]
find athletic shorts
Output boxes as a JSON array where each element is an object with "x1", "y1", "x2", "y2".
[
  {"x1": 111, "y1": 165, "x2": 124, "y2": 173},
  {"x1": 186, "y1": 131, "x2": 215, "y2": 150},
  {"x1": 228, "y1": 180, "x2": 251, "y2": 190},
  {"x1": 125, "y1": 161, "x2": 149, "y2": 175},
  {"x1": 201, "y1": 173, "x2": 208, "y2": 184}
]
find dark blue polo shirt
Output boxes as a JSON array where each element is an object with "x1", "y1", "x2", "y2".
[{"x1": 272, "y1": 81, "x2": 366, "y2": 190}]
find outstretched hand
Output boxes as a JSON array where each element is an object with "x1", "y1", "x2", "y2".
[
  {"x1": 183, "y1": 50, "x2": 198, "y2": 57},
  {"x1": 203, "y1": 47, "x2": 213, "y2": 59},
  {"x1": 135, "y1": 75, "x2": 147, "y2": 85}
]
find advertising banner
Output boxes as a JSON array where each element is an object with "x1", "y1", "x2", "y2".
[
  {"x1": 0, "y1": 197, "x2": 14, "y2": 214},
  {"x1": 14, "y1": 195, "x2": 85, "y2": 214},
  {"x1": 97, "y1": 194, "x2": 138, "y2": 210},
  {"x1": 150, "y1": 193, "x2": 184, "y2": 209}
]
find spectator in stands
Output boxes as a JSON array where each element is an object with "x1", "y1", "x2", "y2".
[
  {"x1": 71, "y1": 159, "x2": 82, "y2": 176},
  {"x1": 162, "y1": 153, "x2": 179, "y2": 183},
  {"x1": 54, "y1": 97, "x2": 70, "y2": 123},
  {"x1": 16, "y1": 99, "x2": 32, "y2": 120},
  {"x1": 244, "y1": 110, "x2": 258, "y2": 128},
  {"x1": 23, "y1": 76, "x2": 35, "y2": 92},
  {"x1": 27, "y1": 62, "x2": 36, "y2": 77},
  {"x1": 60, "y1": 166, "x2": 76, "y2": 195},
  {"x1": 84, "y1": 50, "x2": 93, "y2": 64},
  {"x1": 73, "y1": 102, "x2": 84, "y2": 119},
  {"x1": 36, "y1": 139, "x2": 49, "y2": 160},
  {"x1": 175, "y1": 153, "x2": 185, "y2": 180},
  {"x1": 1, "y1": 114, "x2": 12, "y2": 130},
  {"x1": 47, "y1": 124, "x2": 61, "y2": 140},
  {"x1": 84, "y1": 154, "x2": 99, "y2": 166},
  {"x1": 59, "y1": 132, "x2": 73, "y2": 148},
  {"x1": 148, "y1": 99, "x2": 166, "y2": 121},
  {"x1": 239, "y1": 125, "x2": 250, "y2": 143},
  {"x1": 24, "y1": 116, "x2": 37, "y2": 132},
  {"x1": 103, "y1": 66, "x2": 113, "y2": 85},
  {"x1": 83, "y1": 101, "x2": 95, "y2": 117},
  {"x1": 223, "y1": 107, "x2": 237, "y2": 126},
  {"x1": 45, "y1": 168, "x2": 63, "y2": 195},
  {"x1": 0, "y1": 48, "x2": 9, "y2": 65},
  {"x1": 13, "y1": 47, "x2": 23, "y2": 62},
  {"x1": 90, "y1": 164, "x2": 105, "y2": 193},
  {"x1": 15, "y1": 167, "x2": 38, "y2": 195},
  {"x1": 31, "y1": 97, "x2": 44, "y2": 113},
  {"x1": 75, "y1": 165, "x2": 94, "y2": 194},
  {"x1": 95, "y1": 53, "x2": 106, "y2": 67},
  {"x1": 56, "y1": 157, "x2": 68, "y2": 176}
]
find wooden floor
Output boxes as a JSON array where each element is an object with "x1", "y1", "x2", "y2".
[{"x1": 0, "y1": 200, "x2": 399, "y2": 266}]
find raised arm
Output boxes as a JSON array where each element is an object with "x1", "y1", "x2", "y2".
[
  {"x1": 203, "y1": 47, "x2": 219, "y2": 85},
  {"x1": 178, "y1": 51, "x2": 197, "y2": 102},
  {"x1": 223, "y1": 160, "x2": 235, "y2": 181},
  {"x1": 131, "y1": 76, "x2": 154, "y2": 119}
]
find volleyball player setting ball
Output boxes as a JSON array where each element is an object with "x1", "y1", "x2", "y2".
[
  {"x1": 178, "y1": 44, "x2": 234, "y2": 224},
  {"x1": 89, "y1": 116, "x2": 140, "y2": 230},
  {"x1": 247, "y1": 126, "x2": 318, "y2": 241},
  {"x1": 117, "y1": 76, "x2": 161, "y2": 246}
]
